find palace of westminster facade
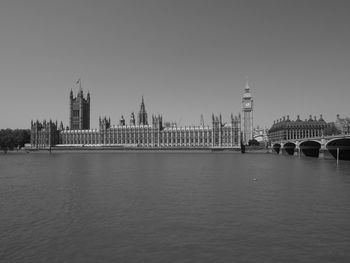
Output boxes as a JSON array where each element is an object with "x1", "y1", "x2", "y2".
[{"x1": 30, "y1": 83, "x2": 255, "y2": 149}]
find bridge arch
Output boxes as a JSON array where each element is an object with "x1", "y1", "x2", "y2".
[
  {"x1": 283, "y1": 142, "x2": 296, "y2": 155},
  {"x1": 326, "y1": 138, "x2": 350, "y2": 160},
  {"x1": 299, "y1": 139, "x2": 322, "y2": 145},
  {"x1": 299, "y1": 140, "x2": 321, "y2": 158},
  {"x1": 272, "y1": 143, "x2": 281, "y2": 154}
]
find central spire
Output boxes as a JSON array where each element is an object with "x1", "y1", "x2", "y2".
[
  {"x1": 140, "y1": 96, "x2": 145, "y2": 110},
  {"x1": 138, "y1": 96, "x2": 148, "y2": 125}
]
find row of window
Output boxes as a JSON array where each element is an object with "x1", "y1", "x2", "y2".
[
  {"x1": 269, "y1": 129, "x2": 323, "y2": 141},
  {"x1": 33, "y1": 130, "x2": 240, "y2": 146}
]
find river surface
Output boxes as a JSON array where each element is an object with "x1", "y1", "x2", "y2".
[{"x1": 1, "y1": 152, "x2": 350, "y2": 262}]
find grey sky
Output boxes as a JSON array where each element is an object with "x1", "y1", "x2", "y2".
[{"x1": 0, "y1": 0, "x2": 349, "y2": 129}]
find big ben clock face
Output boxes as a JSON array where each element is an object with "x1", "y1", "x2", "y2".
[{"x1": 245, "y1": 102, "x2": 251, "y2": 108}]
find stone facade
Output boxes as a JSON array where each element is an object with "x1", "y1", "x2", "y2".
[
  {"x1": 31, "y1": 89, "x2": 241, "y2": 149},
  {"x1": 70, "y1": 87, "x2": 90, "y2": 130},
  {"x1": 41, "y1": 114, "x2": 241, "y2": 148},
  {"x1": 30, "y1": 120, "x2": 60, "y2": 148}
]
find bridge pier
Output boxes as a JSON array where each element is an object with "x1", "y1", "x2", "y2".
[
  {"x1": 294, "y1": 141, "x2": 300, "y2": 157},
  {"x1": 272, "y1": 143, "x2": 282, "y2": 154},
  {"x1": 280, "y1": 143, "x2": 285, "y2": 155},
  {"x1": 318, "y1": 148, "x2": 325, "y2": 159},
  {"x1": 318, "y1": 138, "x2": 326, "y2": 159}
]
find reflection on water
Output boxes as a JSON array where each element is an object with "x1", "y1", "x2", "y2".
[{"x1": 1, "y1": 152, "x2": 350, "y2": 262}]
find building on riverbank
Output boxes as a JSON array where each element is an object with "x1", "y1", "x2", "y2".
[
  {"x1": 268, "y1": 115, "x2": 330, "y2": 143},
  {"x1": 31, "y1": 88, "x2": 241, "y2": 149},
  {"x1": 335, "y1": 114, "x2": 350, "y2": 135}
]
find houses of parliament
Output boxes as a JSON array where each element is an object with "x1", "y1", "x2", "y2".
[{"x1": 30, "y1": 83, "x2": 254, "y2": 149}]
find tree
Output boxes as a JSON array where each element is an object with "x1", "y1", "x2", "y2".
[
  {"x1": 248, "y1": 139, "x2": 260, "y2": 146},
  {"x1": 0, "y1": 130, "x2": 14, "y2": 153},
  {"x1": 0, "y1": 129, "x2": 30, "y2": 153},
  {"x1": 323, "y1": 124, "x2": 341, "y2": 136},
  {"x1": 13, "y1": 129, "x2": 30, "y2": 148}
]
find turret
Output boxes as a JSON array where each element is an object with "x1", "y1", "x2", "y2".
[
  {"x1": 120, "y1": 115, "x2": 125, "y2": 126},
  {"x1": 60, "y1": 121, "x2": 64, "y2": 130},
  {"x1": 319, "y1": 114, "x2": 324, "y2": 122},
  {"x1": 138, "y1": 96, "x2": 148, "y2": 125},
  {"x1": 200, "y1": 114, "x2": 205, "y2": 126},
  {"x1": 99, "y1": 116, "x2": 111, "y2": 130},
  {"x1": 152, "y1": 114, "x2": 163, "y2": 130},
  {"x1": 130, "y1": 112, "x2": 136, "y2": 126},
  {"x1": 158, "y1": 114, "x2": 163, "y2": 130}
]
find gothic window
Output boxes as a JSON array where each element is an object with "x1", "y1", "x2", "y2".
[{"x1": 73, "y1": 110, "x2": 80, "y2": 117}]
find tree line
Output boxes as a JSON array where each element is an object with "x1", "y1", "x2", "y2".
[{"x1": 0, "y1": 129, "x2": 30, "y2": 153}]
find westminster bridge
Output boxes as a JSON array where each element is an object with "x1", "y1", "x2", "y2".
[{"x1": 271, "y1": 134, "x2": 350, "y2": 160}]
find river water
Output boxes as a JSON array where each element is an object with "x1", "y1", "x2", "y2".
[{"x1": 1, "y1": 152, "x2": 350, "y2": 262}]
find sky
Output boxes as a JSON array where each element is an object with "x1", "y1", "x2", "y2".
[{"x1": 0, "y1": 0, "x2": 349, "y2": 129}]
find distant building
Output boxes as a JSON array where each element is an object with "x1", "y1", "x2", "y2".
[
  {"x1": 31, "y1": 87, "x2": 241, "y2": 149},
  {"x1": 268, "y1": 115, "x2": 329, "y2": 143},
  {"x1": 335, "y1": 114, "x2": 350, "y2": 134},
  {"x1": 242, "y1": 82, "x2": 253, "y2": 144},
  {"x1": 253, "y1": 126, "x2": 268, "y2": 142}
]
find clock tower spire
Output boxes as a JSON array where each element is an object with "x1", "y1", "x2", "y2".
[{"x1": 242, "y1": 80, "x2": 253, "y2": 145}]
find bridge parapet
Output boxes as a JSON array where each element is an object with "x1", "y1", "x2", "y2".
[
  {"x1": 271, "y1": 134, "x2": 350, "y2": 145},
  {"x1": 270, "y1": 134, "x2": 350, "y2": 160}
]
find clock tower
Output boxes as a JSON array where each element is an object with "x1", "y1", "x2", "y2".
[{"x1": 242, "y1": 82, "x2": 253, "y2": 145}]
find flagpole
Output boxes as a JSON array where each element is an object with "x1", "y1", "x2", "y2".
[{"x1": 76, "y1": 78, "x2": 81, "y2": 90}]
